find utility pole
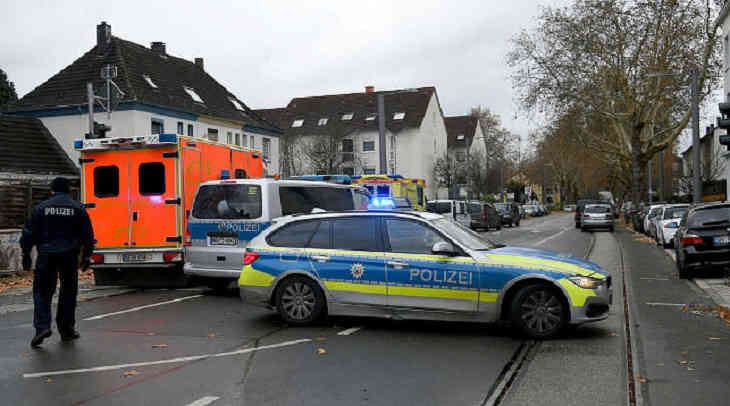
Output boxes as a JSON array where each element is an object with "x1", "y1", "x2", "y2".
[
  {"x1": 691, "y1": 68, "x2": 702, "y2": 203},
  {"x1": 377, "y1": 93, "x2": 387, "y2": 174},
  {"x1": 87, "y1": 83, "x2": 94, "y2": 138}
]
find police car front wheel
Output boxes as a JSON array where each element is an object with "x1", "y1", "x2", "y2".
[
  {"x1": 275, "y1": 276, "x2": 326, "y2": 326},
  {"x1": 510, "y1": 284, "x2": 568, "y2": 339}
]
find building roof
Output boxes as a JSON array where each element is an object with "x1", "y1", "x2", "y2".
[
  {"x1": 9, "y1": 23, "x2": 279, "y2": 135},
  {"x1": 0, "y1": 115, "x2": 78, "y2": 175},
  {"x1": 257, "y1": 87, "x2": 437, "y2": 137},
  {"x1": 254, "y1": 108, "x2": 288, "y2": 129},
  {"x1": 444, "y1": 115, "x2": 478, "y2": 149}
]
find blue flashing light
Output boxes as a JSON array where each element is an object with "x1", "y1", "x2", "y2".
[
  {"x1": 159, "y1": 133, "x2": 178, "y2": 143},
  {"x1": 74, "y1": 140, "x2": 83, "y2": 149},
  {"x1": 387, "y1": 174, "x2": 404, "y2": 179},
  {"x1": 220, "y1": 170, "x2": 230, "y2": 180},
  {"x1": 369, "y1": 197, "x2": 395, "y2": 209}
]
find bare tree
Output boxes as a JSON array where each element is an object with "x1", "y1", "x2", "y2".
[{"x1": 433, "y1": 153, "x2": 466, "y2": 198}]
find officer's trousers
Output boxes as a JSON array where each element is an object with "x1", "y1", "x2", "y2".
[{"x1": 33, "y1": 251, "x2": 78, "y2": 333}]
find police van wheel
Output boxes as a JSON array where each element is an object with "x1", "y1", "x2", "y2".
[
  {"x1": 510, "y1": 284, "x2": 567, "y2": 339},
  {"x1": 276, "y1": 276, "x2": 326, "y2": 326}
]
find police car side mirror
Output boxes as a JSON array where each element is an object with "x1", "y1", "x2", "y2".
[{"x1": 432, "y1": 241, "x2": 456, "y2": 256}]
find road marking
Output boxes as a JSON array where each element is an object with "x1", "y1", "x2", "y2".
[
  {"x1": 186, "y1": 396, "x2": 220, "y2": 406},
  {"x1": 83, "y1": 295, "x2": 204, "y2": 321},
  {"x1": 640, "y1": 278, "x2": 670, "y2": 281},
  {"x1": 337, "y1": 327, "x2": 362, "y2": 336},
  {"x1": 534, "y1": 227, "x2": 571, "y2": 246},
  {"x1": 645, "y1": 302, "x2": 686, "y2": 307},
  {"x1": 23, "y1": 338, "x2": 311, "y2": 378}
]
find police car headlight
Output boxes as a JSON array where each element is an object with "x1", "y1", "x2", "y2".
[{"x1": 568, "y1": 276, "x2": 603, "y2": 290}]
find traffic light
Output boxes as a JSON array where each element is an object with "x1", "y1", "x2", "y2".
[{"x1": 717, "y1": 103, "x2": 730, "y2": 150}]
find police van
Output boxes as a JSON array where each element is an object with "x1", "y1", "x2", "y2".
[{"x1": 184, "y1": 178, "x2": 370, "y2": 288}]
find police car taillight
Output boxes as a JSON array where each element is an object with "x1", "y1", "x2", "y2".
[
  {"x1": 243, "y1": 251, "x2": 260, "y2": 265},
  {"x1": 90, "y1": 253, "x2": 104, "y2": 263},
  {"x1": 184, "y1": 227, "x2": 192, "y2": 246}
]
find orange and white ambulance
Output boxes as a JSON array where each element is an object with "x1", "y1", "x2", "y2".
[{"x1": 74, "y1": 133, "x2": 263, "y2": 286}]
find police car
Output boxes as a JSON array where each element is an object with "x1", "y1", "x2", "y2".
[{"x1": 238, "y1": 210, "x2": 612, "y2": 338}]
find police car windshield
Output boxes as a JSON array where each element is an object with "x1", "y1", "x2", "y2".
[{"x1": 433, "y1": 218, "x2": 495, "y2": 251}]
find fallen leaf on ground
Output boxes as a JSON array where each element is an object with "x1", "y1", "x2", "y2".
[
  {"x1": 687, "y1": 367, "x2": 696, "y2": 371},
  {"x1": 636, "y1": 376, "x2": 648, "y2": 383},
  {"x1": 679, "y1": 360, "x2": 689, "y2": 365},
  {"x1": 708, "y1": 337, "x2": 722, "y2": 341},
  {"x1": 123, "y1": 370, "x2": 140, "y2": 377},
  {"x1": 208, "y1": 333, "x2": 216, "y2": 338},
  {"x1": 317, "y1": 336, "x2": 327, "y2": 341},
  {"x1": 151, "y1": 344, "x2": 168, "y2": 349},
  {"x1": 45, "y1": 378, "x2": 55, "y2": 383},
  {"x1": 317, "y1": 348, "x2": 327, "y2": 355},
  {"x1": 147, "y1": 332, "x2": 157, "y2": 336},
  {"x1": 608, "y1": 332, "x2": 618, "y2": 337}
]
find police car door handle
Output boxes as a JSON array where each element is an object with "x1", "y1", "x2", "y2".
[
  {"x1": 311, "y1": 255, "x2": 330, "y2": 262},
  {"x1": 387, "y1": 261, "x2": 409, "y2": 268}
]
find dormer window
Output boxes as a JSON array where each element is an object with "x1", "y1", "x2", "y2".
[
  {"x1": 292, "y1": 119, "x2": 304, "y2": 127},
  {"x1": 456, "y1": 134, "x2": 465, "y2": 140},
  {"x1": 228, "y1": 97, "x2": 244, "y2": 111},
  {"x1": 318, "y1": 118, "x2": 328, "y2": 126},
  {"x1": 341, "y1": 113, "x2": 354, "y2": 121},
  {"x1": 393, "y1": 112, "x2": 405, "y2": 120},
  {"x1": 183, "y1": 86, "x2": 204, "y2": 104},
  {"x1": 365, "y1": 113, "x2": 376, "y2": 121},
  {"x1": 143, "y1": 75, "x2": 158, "y2": 89}
]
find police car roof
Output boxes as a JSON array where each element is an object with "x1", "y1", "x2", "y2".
[
  {"x1": 281, "y1": 210, "x2": 442, "y2": 222},
  {"x1": 198, "y1": 178, "x2": 355, "y2": 188}
]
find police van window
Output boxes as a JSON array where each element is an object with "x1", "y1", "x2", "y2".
[
  {"x1": 192, "y1": 184, "x2": 262, "y2": 219},
  {"x1": 139, "y1": 162, "x2": 165, "y2": 195},
  {"x1": 333, "y1": 217, "x2": 378, "y2": 252},
  {"x1": 308, "y1": 220, "x2": 330, "y2": 249},
  {"x1": 93, "y1": 166, "x2": 119, "y2": 198},
  {"x1": 385, "y1": 219, "x2": 446, "y2": 255},
  {"x1": 267, "y1": 220, "x2": 319, "y2": 248},
  {"x1": 279, "y1": 186, "x2": 355, "y2": 216}
]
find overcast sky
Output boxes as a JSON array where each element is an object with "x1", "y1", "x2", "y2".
[{"x1": 3, "y1": 0, "x2": 572, "y2": 145}]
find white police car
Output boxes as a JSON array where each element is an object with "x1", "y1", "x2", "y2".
[{"x1": 238, "y1": 210, "x2": 612, "y2": 338}]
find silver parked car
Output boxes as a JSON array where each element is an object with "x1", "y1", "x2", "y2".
[{"x1": 580, "y1": 204, "x2": 614, "y2": 232}]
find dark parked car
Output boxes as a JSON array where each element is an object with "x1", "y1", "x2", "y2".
[
  {"x1": 494, "y1": 202, "x2": 521, "y2": 227},
  {"x1": 674, "y1": 202, "x2": 730, "y2": 278},
  {"x1": 469, "y1": 201, "x2": 501, "y2": 230}
]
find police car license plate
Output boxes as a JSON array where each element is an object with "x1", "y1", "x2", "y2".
[
  {"x1": 122, "y1": 253, "x2": 148, "y2": 262},
  {"x1": 210, "y1": 236, "x2": 237, "y2": 246},
  {"x1": 713, "y1": 236, "x2": 730, "y2": 245}
]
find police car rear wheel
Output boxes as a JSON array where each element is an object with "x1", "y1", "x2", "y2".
[
  {"x1": 511, "y1": 284, "x2": 567, "y2": 339},
  {"x1": 276, "y1": 276, "x2": 325, "y2": 326}
]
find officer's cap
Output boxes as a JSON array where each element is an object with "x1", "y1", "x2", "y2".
[{"x1": 50, "y1": 177, "x2": 70, "y2": 193}]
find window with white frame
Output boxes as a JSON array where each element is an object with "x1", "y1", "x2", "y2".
[
  {"x1": 207, "y1": 128, "x2": 218, "y2": 141},
  {"x1": 341, "y1": 113, "x2": 354, "y2": 121},
  {"x1": 456, "y1": 134, "x2": 465, "y2": 140},
  {"x1": 228, "y1": 97, "x2": 244, "y2": 110},
  {"x1": 177, "y1": 122, "x2": 184, "y2": 135},
  {"x1": 151, "y1": 118, "x2": 164, "y2": 134},
  {"x1": 235, "y1": 133, "x2": 241, "y2": 146},
  {"x1": 183, "y1": 86, "x2": 204, "y2": 103},
  {"x1": 250, "y1": 136, "x2": 255, "y2": 149},
  {"x1": 363, "y1": 141, "x2": 375, "y2": 152},
  {"x1": 187, "y1": 124, "x2": 194, "y2": 137},
  {"x1": 365, "y1": 113, "x2": 376, "y2": 121},
  {"x1": 143, "y1": 75, "x2": 158, "y2": 88},
  {"x1": 227, "y1": 131, "x2": 233, "y2": 144},
  {"x1": 292, "y1": 119, "x2": 304, "y2": 127},
  {"x1": 242, "y1": 134, "x2": 248, "y2": 147},
  {"x1": 263, "y1": 138, "x2": 271, "y2": 160},
  {"x1": 318, "y1": 118, "x2": 328, "y2": 126},
  {"x1": 456, "y1": 151, "x2": 466, "y2": 162},
  {"x1": 393, "y1": 112, "x2": 405, "y2": 120}
]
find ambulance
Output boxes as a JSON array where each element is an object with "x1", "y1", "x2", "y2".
[
  {"x1": 351, "y1": 174, "x2": 426, "y2": 211},
  {"x1": 74, "y1": 133, "x2": 263, "y2": 286}
]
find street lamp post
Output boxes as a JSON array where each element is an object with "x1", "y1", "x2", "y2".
[{"x1": 376, "y1": 89, "x2": 418, "y2": 175}]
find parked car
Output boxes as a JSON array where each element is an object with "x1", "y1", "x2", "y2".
[
  {"x1": 564, "y1": 204, "x2": 576, "y2": 211},
  {"x1": 575, "y1": 199, "x2": 606, "y2": 228},
  {"x1": 468, "y1": 201, "x2": 501, "y2": 231},
  {"x1": 523, "y1": 204, "x2": 538, "y2": 216},
  {"x1": 674, "y1": 202, "x2": 730, "y2": 278},
  {"x1": 494, "y1": 202, "x2": 521, "y2": 227},
  {"x1": 426, "y1": 200, "x2": 471, "y2": 228},
  {"x1": 643, "y1": 204, "x2": 665, "y2": 238},
  {"x1": 580, "y1": 203, "x2": 615, "y2": 232},
  {"x1": 655, "y1": 204, "x2": 690, "y2": 248},
  {"x1": 632, "y1": 203, "x2": 648, "y2": 233},
  {"x1": 518, "y1": 204, "x2": 527, "y2": 219}
]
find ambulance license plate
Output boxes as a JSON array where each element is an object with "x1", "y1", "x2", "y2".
[
  {"x1": 713, "y1": 236, "x2": 730, "y2": 246},
  {"x1": 122, "y1": 253, "x2": 148, "y2": 262},
  {"x1": 210, "y1": 236, "x2": 237, "y2": 246}
]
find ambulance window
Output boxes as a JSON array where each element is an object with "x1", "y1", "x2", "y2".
[
  {"x1": 333, "y1": 217, "x2": 378, "y2": 252},
  {"x1": 267, "y1": 220, "x2": 319, "y2": 248},
  {"x1": 385, "y1": 219, "x2": 446, "y2": 255},
  {"x1": 139, "y1": 162, "x2": 165, "y2": 195},
  {"x1": 93, "y1": 166, "x2": 119, "y2": 198}
]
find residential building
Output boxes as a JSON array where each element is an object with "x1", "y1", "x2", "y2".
[
  {"x1": 681, "y1": 124, "x2": 727, "y2": 200},
  {"x1": 4, "y1": 22, "x2": 281, "y2": 175},
  {"x1": 718, "y1": 1, "x2": 730, "y2": 199},
  {"x1": 255, "y1": 86, "x2": 449, "y2": 199},
  {"x1": 444, "y1": 115, "x2": 484, "y2": 198}
]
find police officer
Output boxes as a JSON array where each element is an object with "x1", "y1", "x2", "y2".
[{"x1": 20, "y1": 177, "x2": 94, "y2": 348}]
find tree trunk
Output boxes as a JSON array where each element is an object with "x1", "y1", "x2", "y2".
[{"x1": 630, "y1": 136, "x2": 642, "y2": 206}]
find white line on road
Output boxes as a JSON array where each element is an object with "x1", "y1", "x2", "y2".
[
  {"x1": 534, "y1": 227, "x2": 571, "y2": 246},
  {"x1": 83, "y1": 295, "x2": 204, "y2": 321},
  {"x1": 337, "y1": 327, "x2": 362, "y2": 336},
  {"x1": 645, "y1": 302, "x2": 686, "y2": 307},
  {"x1": 639, "y1": 278, "x2": 670, "y2": 281},
  {"x1": 23, "y1": 338, "x2": 311, "y2": 378},
  {"x1": 186, "y1": 396, "x2": 220, "y2": 406}
]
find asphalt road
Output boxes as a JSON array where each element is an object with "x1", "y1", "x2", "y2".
[{"x1": 5, "y1": 213, "x2": 726, "y2": 405}]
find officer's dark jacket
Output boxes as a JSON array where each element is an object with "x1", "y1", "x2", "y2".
[{"x1": 20, "y1": 193, "x2": 95, "y2": 257}]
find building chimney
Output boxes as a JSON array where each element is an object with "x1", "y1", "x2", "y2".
[
  {"x1": 365, "y1": 86, "x2": 375, "y2": 93},
  {"x1": 195, "y1": 58, "x2": 204, "y2": 70},
  {"x1": 96, "y1": 22, "x2": 111, "y2": 52},
  {"x1": 151, "y1": 42, "x2": 166, "y2": 55}
]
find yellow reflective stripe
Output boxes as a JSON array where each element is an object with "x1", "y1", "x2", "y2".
[
  {"x1": 388, "y1": 286, "x2": 478, "y2": 300},
  {"x1": 238, "y1": 264, "x2": 275, "y2": 287},
  {"x1": 486, "y1": 255, "x2": 604, "y2": 279},
  {"x1": 324, "y1": 281, "x2": 387, "y2": 295},
  {"x1": 479, "y1": 292, "x2": 499, "y2": 303},
  {"x1": 557, "y1": 278, "x2": 596, "y2": 307}
]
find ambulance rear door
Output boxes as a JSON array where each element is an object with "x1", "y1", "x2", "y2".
[{"x1": 82, "y1": 151, "x2": 130, "y2": 249}]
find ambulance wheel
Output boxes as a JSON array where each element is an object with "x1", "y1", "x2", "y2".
[
  {"x1": 276, "y1": 276, "x2": 326, "y2": 326},
  {"x1": 510, "y1": 283, "x2": 568, "y2": 339}
]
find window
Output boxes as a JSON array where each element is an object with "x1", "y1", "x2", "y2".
[
  {"x1": 308, "y1": 220, "x2": 331, "y2": 249},
  {"x1": 151, "y1": 119, "x2": 164, "y2": 134},
  {"x1": 93, "y1": 166, "x2": 119, "y2": 198},
  {"x1": 227, "y1": 131, "x2": 233, "y2": 144},
  {"x1": 333, "y1": 217, "x2": 378, "y2": 252},
  {"x1": 393, "y1": 112, "x2": 405, "y2": 120},
  {"x1": 342, "y1": 167, "x2": 355, "y2": 176},
  {"x1": 365, "y1": 113, "x2": 376, "y2": 121},
  {"x1": 207, "y1": 128, "x2": 218, "y2": 142},
  {"x1": 292, "y1": 119, "x2": 304, "y2": 127},
  {"x1": 688, "y1": 206, "x2": 730, "y2": 227},
  {"x1": 318, "y1": 118, "x2": 328, "y2": 126},
  {"x1": 177, "y1": 122, "x2": 184, "y2": 135},
  {"x1": 263, "y1": 138, "x2": 271, "y2": 160},
  {"x1": 143, "y1": 75, "x2": 158, "y2": 88},
  {"x1": 267, "y1": 220, "x2": 320, "y2": 248},
  {"x1": 363, "y1": 167, "x2": 376, "y2": 175},
  {"x1": 183, "y1": 86, "x2": 204, "y2": 103},
  {"x1": 228, "y1": 97, "x2": 244, "y2": 110},
  {"x1": 187, "y1": 124, "x2": 194, "y2": 137},
  {"x1": 342, "y1": 139, "x2": 353, "y2": 152},
  {"x1": 341, "y1": 113, "x2": 353, "y2": 120},
  {"x1": 242, "y1": 135, "x2": 248, "y2": 148},
  {"x1": 250, "y1": 136, "x2": 255, "y2": 149},
  {"x1": 362, "y1": 141, "x2": 375, "y2": 152},
  {"x1": 235, "y1": 169, "x2": 247, "y2": 179},
  {"x1": 279, "y1": 186, "x2": 355, "y2": 216},
  {"x1": 385, "y1": 219, "x2": 446, "y2": 255},
  {"x1": 456, "y1": 134, "x2": 465, "y2": 140},
  {"x1": 139, "y1": 162, "x2": 165, "y2": 195},
  {"x1": 192, "y1": 184, "x2": 262, "y2": 219},
  {"x1": 456, "y1": 151, "x2": 466, "y2": 162},
  {"x1": 235, "y1": 133, "x2": 241, "y2": 146}
]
